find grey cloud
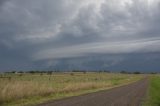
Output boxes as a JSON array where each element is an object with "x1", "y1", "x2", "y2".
[
  {"x1": 0, "y1": 0, "x2": 8, "y2": 6},
  {"x1": 0, "y1": 0, "x2": 160, "y2": 71},
  {"x1": 0, "y1": 0, "x2": 84, "y2": 42}
]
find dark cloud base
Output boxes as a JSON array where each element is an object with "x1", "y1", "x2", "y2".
[
  {"x1": 44, "y1": 53, "x2": 160, "y2": 72},
  {"x1": 1, "y1": 53, "x2": 159, "y2": 72}
]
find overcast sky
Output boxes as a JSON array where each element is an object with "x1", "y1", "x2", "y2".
[{"x1": 0, "y1": 0, "x2": 160, "y2": 72}]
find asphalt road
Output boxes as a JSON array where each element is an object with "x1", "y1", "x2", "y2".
[{"x1": 37, "y1": 78, "x2": 148, "y2": 106}]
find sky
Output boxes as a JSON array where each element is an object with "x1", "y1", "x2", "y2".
[{"x1": 0, "y1": 0, "x2": 160, "y2": 72}]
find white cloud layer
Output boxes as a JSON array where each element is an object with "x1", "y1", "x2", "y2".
[{"x1": 34, "y1": 37, "x2": 160, "y2": 60}]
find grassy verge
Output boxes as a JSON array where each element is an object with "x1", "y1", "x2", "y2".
[
  {"x1": 0, "y1": 73, "x2": 143, "y2": 106},
  {"x1": 144, "y1": 75, "x2": 160, "y2": 106}
]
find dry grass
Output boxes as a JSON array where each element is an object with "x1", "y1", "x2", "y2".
[
  {"x1": 0, "y1": 81, "x2": 111, "y2": 103},
  {"x1": 0, "y1": 81, "x2": 54, "y2": 104},
  {"x1": 0, "y1": 73, "x2": 143, "y2": 105},
  {"x1": 61, "y1": 82, "x2": 111, "y2": 93}
]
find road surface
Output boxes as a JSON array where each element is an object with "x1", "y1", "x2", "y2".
[{"x1": 37, "y1": 78, "x2": 148, "y2": 106}]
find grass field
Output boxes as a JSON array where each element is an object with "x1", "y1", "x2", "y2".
[
  {"x1": 0, "y1": 72, "x2": 143, "y2": 106},
  {"x1": 144, "y1": 75, "x2": 160, "y2": 106}
]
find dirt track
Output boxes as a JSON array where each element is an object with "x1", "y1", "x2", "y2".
[{"x1": 37, "y1": 78, "x2": 148, "y2": 106}]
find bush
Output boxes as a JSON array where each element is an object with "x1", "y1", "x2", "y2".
[{"x1": 133, "y1": 71, "x2": 141, "y2": 74}]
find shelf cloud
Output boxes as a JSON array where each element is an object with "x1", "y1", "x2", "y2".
[{"x1": 0, "y1": 0, "x2": 160, "y2": 71}]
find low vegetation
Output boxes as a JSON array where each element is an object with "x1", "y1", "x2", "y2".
[
  {"x1": 0, "y1": 72, "x2": 143, "y2": 106},
  {"x1": 144, "y1": 75, "x2": 160, "y2": 106}
]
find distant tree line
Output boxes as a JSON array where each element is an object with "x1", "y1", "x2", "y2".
[
  {"x1": 5, "y1": 70, "x2": 54, "y2": 74},
  {"x1": 120, "y1": 71, "x2": 142, "y2": 74},
  {"x1": 120, "y1": 71, "x2": 158, "y2": 74},
  {"x1": 4, "y1": 70, "x2": 158, "y2": 74},
  {"x1": 5, "y1": 70, "x2": 111, "y2": 74}
]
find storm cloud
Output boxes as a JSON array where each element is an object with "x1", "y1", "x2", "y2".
[{"x1": 0, "y1": 0, "x2": 160, "y2": 71}]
